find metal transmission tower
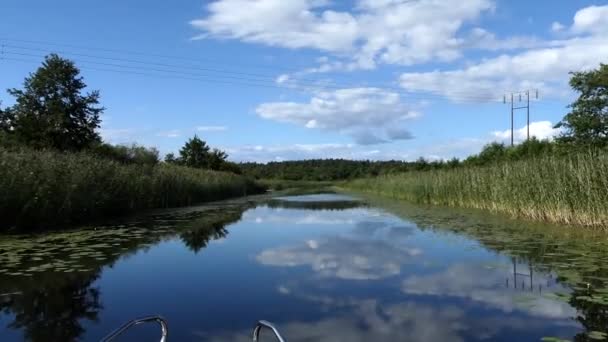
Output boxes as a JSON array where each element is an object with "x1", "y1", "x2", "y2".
[{"x1": 503, "y1": 90, "x2": 539, "y2": 146}]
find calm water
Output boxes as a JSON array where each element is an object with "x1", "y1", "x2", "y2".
[{"x1": 1, "y1": 193, "x2": 608, "y2": 341}]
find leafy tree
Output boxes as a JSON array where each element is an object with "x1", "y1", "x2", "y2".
[
  {"x1": 179, "y1": 135, "x2": 211, "y2": 169},
  {"x1": 92, "y1": 143, "x2": 159, "y2": 165},
  {"x1": 6, "y1": 54, "x2": 103, "y2": 151},
  {"x1": 164, "y1": 152, "x2": 177, "y2": 164},
  {"x1": 478, "y1": 142, "x2": 507, "y2": 163},
  {"x1": 555, "y1": 63, "x2": 608, "y2": 148},
  {"x1": 209, "y1": 148, "x2": 228, "y2": 170},
  {"x1": 0, "y1": 103, "x2": 19, "y2": 148},
  {"x1": 0, "y1": 101, "x2": 11, "y2": 131}
]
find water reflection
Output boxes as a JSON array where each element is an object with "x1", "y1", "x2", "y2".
[
  {"x1": 266, "y1": 193, "x2": 364, "y2": 211},
  {"x1": 0, "y1": 273, "x2": 101, "y2": 341},
  {"x1": 256, "y1": 219, "x2": 422, "y2": 281},
  {"x1": 1, "y1": 193, "x2": 607, "y2": 341},
  {"x1": 0, "y1": 201, "x2": 252, "y2": 341}
]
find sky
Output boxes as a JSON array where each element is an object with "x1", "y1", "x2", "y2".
[{"x1": 1, "y1": 0, "x2": 607, "y2": 162}]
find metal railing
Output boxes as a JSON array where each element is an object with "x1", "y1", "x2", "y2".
[
  {"x1": 252, "y1": 320, "x2": 286, "y2": 342},
  {"x1": 101, "y1": 317, "x2": 285, "y2": 342},
  {"x1": 101, "y1": 315, "x2": 168, "y2": 342}
]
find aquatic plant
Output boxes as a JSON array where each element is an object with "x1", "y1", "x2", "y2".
[
  {"x1": 0, "y1": 147, "x2": 264, "y2": 231},
  {"x1": 347, "y1": 150, "x2": 608, "y2": 228}
]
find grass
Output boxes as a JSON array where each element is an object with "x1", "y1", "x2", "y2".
[
  {"x1": 347, "y1": 150, "x2": 608, "y2": 228},
  {"x1": 0, "y1": 147, "x2": 265, "y2": 231}
]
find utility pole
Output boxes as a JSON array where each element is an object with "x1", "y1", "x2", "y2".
[{"x1": 503, "y1": 90, "x2": 539, "y2": 146}]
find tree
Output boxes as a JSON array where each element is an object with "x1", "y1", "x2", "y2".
[
  {"x1": 209, "y1": 148, "x2": 228, "y2": 170},
  {"x1": 6, "y1": 54, "x2": 103, "y2": 150},
  {"x1": 164, "y1": 152, "x2": 177, "y2": 164},
  {"x1": 178, "y1": 135, "x2": 211, "y2": 168},
  {"x1": 555, "y1": 63, "x2": 608, "y2": 148}
]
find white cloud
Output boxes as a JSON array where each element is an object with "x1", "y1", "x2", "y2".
[
  {"x1": 571, "y1": 5, "x2": 608, "y2": 35},
  {"x1": 256, "y1": 87, "x2": 418, "y2": 144},
  {"x1": 156, "y1": 130, "x2": 181, "y2": 138},
  {"x1": 196, "y1": 125, "x2": 227, "y2": 132},
  {"x1": 225, "y1": 142, "x2": 415, "y2": 162},
  {"x1": 224, "y1": 121, "x2": 561, "y2": 162},
  {"x1": 551, "y1": 22, "x2": 565, "y2": 32},
  {"x1": 399, "y1": 5, "x2": 608, "y2": 101},
  {"x1": 191, "y1": 0, "x2": 495, "y2": 69},
  {"x1": 99, "y1": 128, "x2": 136, "y2": 143},
  {"x1": 492, "y1": 121, "x2": 561, "y2": 142}
]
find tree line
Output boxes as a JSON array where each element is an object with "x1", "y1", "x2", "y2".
[{"x1": 0, "y1": 53, "x2": 238, "y2": 173}]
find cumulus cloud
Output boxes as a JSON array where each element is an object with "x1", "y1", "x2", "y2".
[
  {"x1": 256, "y1": 87, "x2": 418, "y2": 144},
  {"x1": 224, "y1": 120, "x2": 561, "y2": 162},
  {"x1": 492, "y1": 121, "x2": 562, "y2": 142},
  {"x1": 399, "y1": 5, "x2": 608, "y2": 101},
  {"x1": 571, "y1": 5, "x2": 608, "y2": 35},
  {"x1": 191, "y1": 0, "x2": 496, "y2": 69}
]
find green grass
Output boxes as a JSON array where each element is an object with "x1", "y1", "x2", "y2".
[
  {"x1": 347, "y1": 151, "x2": 608, "y2": 228},
  {"x1": 0, "y1": 148, "x2": 265, "y2": 231}
]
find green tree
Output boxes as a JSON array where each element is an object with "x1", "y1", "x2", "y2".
[
  {"x1": 209, "y1": 148, "x2": 228, "y2": 170},
  {"x1": 178, "y1": 135, "x2": 211, "y2": 168},
  {"x1": 6, "y1": 54, "x2": 103, "y2": 150},
  {"x1": 555, "y1": 63, "x2": 608, "y2": 148},
  {"x1": 164, "y1": 152, "x2": 177, "y2": 164}
]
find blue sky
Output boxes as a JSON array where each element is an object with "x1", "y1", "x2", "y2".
[{"x1": 1, "y1": 0, "x2": 607, "y2": 162}]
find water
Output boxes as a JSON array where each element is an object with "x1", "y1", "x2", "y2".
[{"x1": 1, "y1": 192, "x2": 608, "y2": 341}]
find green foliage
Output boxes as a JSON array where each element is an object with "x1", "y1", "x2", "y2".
[
  {"x1": 0, "y1": 147, "x2": 265, "y2": 231},
  {"x1": 348, "y1": 149, "x2": 608, "y2": 228},
  {"x1": 164, "y1": 152, "x2": 177, "y2": 164},
  {"x1": 240, "y1": 159, "x2": 441, "y2": 181},
  {"x1": 91, "y1": 143, "x2": 159, "y2": 166},
  {"x1": 178, "y1": 135, "x2": 211, "y2": 168},
  {"x1": 556, "y1": 63, "x2": 608, "y2": 148},
  {"x1": 169, "y1": 135, "x2": 239, "y2": 172},
  {"x1": 5, "y1": 54, "x2": 103, "y2": 151},
  {"x1": 209, "y1": 148, "x2": 228, "y2": 170}
]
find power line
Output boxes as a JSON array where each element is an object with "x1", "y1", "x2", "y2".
[
  {"x1": 1, "y1": 49, "x2": 509, "y2": 103},
  {"x1": 0, "y1": 39, "x2": 513, "y2": 102},
  {"x1": 0, "y1": 38, "x2": 572, "y2": 106}
]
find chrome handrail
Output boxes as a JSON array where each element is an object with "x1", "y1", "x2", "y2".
[
  {"x1": 101, "y1": 315, "x2": 168, "y2": 342},
  {"x1": 252, "y1": 320, "x2": 286, "y2": 342}
]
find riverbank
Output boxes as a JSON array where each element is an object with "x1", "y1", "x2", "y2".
[
  {"x1": 0, "y1": 148, "x2": 265, "y2": 231},
  {"x1": 347, "y1": 151, "x2": 608, "y2": 228}
]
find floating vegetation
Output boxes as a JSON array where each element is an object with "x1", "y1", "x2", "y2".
[
  {"x1": 361, "y1": 195, "x2": 608, "y2": 341},
  {"x1": 0, "y1": 201, "x2": 252, "y2": 280}
]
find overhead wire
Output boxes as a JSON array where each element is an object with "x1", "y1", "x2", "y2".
[{"x1": 0, "y1": 38, "x2": 572, "y2": 105}]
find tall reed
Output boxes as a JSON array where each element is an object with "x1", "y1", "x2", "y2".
[
  {"x1": 348, "y1": 151, "x2": 608, "y2": 228},
  {"x1": 0, "y1": 148, "x2": 264, "y2": 231}
]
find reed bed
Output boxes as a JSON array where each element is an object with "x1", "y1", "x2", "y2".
[
  {"x1": 0, "y1": 148, "x2": 264, "y2": 231},
  {"x1": 348, "y1": 151, "x2": 608, "y2": 228}
]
